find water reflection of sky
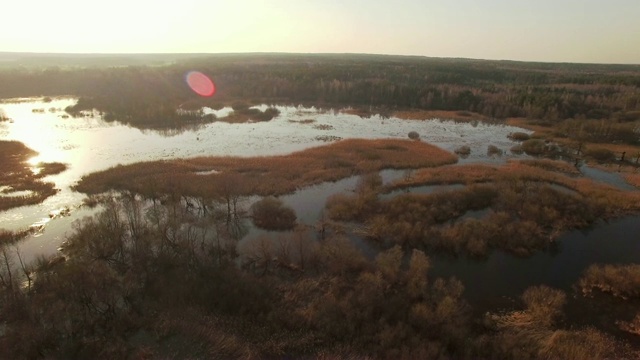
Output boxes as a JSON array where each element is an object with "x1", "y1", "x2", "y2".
[{"x1": 2, "y1": 97, "x2": 637, "y2": 273}]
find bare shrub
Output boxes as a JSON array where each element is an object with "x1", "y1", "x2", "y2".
[
  {"x1": 510, "y1": 144, "x2": 524, "y2": 154},
  {"x1": 521, "y1": 139, "x2": 547, "y2": 156},
  {"x1": 487, "y1": 145, "x2": 503, "y2": 156},
  {"x1": 522, "y1": 285, "x2": 566, "y2": 326},
  {"x1": 508, "y1": 132, "x2": 531, "y2": 141},
  {"x1": 250, "y1": 196, "x2": 297, "y2": 231},
  {"x1": 454, "y1": 145, "x2": 471, "y2": 155},
  {"x1": 584, "y1": 148, "x2": 616, "y2": 162}
]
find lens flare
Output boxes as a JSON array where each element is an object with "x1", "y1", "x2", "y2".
[{"x1": 186, "y1": 71, "x2": 216, "y2": 97}]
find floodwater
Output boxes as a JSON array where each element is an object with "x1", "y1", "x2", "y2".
[
  {"x1": 278, "y1": 171, "x2": 640, "y2": 307},
  {"x1": 1, "y1": 97, "x2": 639, "y2": 309},
  {"x1": 0, "y1": 97, "x2": 529, "y2": 261}
]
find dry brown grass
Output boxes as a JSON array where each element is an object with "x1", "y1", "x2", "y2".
[
  {"x1": 517, "y1": 159, "x2": 581, "y2": 176},
  {"x1": 0, "y1": 140, "x2": 67, "y2": 211},
  {"x1": 623, "y1": 173, "x2": 640, "y2": 188},
  {"x1": 578, "y1": 264, "x2": 640, "y2": 299},
  {"x1": 341, "y1": 108, "x2": 374, "y2": 117},
  {"x1": 506, "y1": 117, "x2": 640, "y2": 160},
  {"x1": 394, "y1": 109, "x2": 490, "y2": 122},
  {"x1": 75, "y1": 139, "x2": 458, "y2": 197},
  {"x1": 386, "y1": 160, "x2": 640, "y2": 214}
]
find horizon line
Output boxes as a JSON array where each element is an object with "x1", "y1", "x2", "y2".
[{"x1": 1, "y1": 51, "x2": 639, "y2": 67}]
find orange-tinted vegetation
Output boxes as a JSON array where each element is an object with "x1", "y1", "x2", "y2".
[
  {"x1": 0, "y1": 197, "x2": 475, "y2": 358},
  {"x1": 506, "y1": 117, "x2": 640, "y2": 165},
  {"x1": 393, "y1": 109, "x2": 491, "y2": 122},
  {"x1": 327, "y1": 160, "x2": 640, "y2": 257},
  {"x1": 624, "y1": 173, "x2": 640, "y2": 188},
  {"x1": 577, "y1": 264, "x2": 640, "y2": 338},
  {"x1": 2, "y1": 196, "x2": 630, "y2": 358},
  {"x1": 517, "y1": 158, "x2": 581, "y2": 175},
  {"x1": 75, "y1": 139, "x2": 458, "y2": 197},
  {"x1": 579, "y1": 264, "x2": 640, "y2": 300},
  {"x1": 386, "y1": 161, "x2": 640, "y2": 213},
  {"x1": 250, "y1": 196, "x2": 297, "y2": 231},
  {"x1": 0, "y1": 140, "x2": 67, "y2": 211},
  {"x1": 480, "y1": 285, "x2": 625, "y2": 359}
]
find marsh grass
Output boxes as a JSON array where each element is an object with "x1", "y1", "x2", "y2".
[
  {"x1": 394, "y1": 109, "x2": 491, "y2": 122},
  {"x1": 624, "y1": 173, "x2": 640, "y2": 188},
  {"x1": 352, "y1": 160, "x2": 640, "y2": 257},
  {"x1": 578, "y1": 264, "x2": 640, "y2": 299},
  {"x1": 506, "y1": 117, "x2": 640, "y2": 164},
  {"x1": 386, "y1": 160, "x2": 640, "y2": 213},
  {"x1": 517, "y1": 159, "x2": 581, "y2": 176},
  {"x1": 0, "y1": 140, "x2": 67, "y2": 211},
  {"x1": 75, "y1": 139, "x2": 458, "y2": 197},
  {"x1": 218, "y1": 107, "x2": 280, "y2": 123}
]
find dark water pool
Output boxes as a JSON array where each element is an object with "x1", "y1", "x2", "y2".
[{"x1": 279, "y1": 171, "x2": 640, "y2": 308}]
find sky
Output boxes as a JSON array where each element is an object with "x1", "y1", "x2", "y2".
[{"x1": 2, "y1": 0, "x2": 639, "y2": 64}]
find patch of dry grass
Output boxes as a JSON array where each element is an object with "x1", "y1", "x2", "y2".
[
  {"x1": 394, "y1": 109, "x2": 490, "y2": 122},
  {"x1": 623, "y1": 173, "x2": 640, "y2": 188},
  {"x1": 75, "y1": 139, "x2": 458, "y2": 197},
  {"x1": 517, "y1": 159, "x2": 581, "y2": 176},
  {"x1": 505, "y1": 117, "x2": 640, "y2": 162},
  {"x1": 0, "y1": 140, "x2": 67, "y2": 211},
  {"x1": 385, "y1": 160, "x2": 640, "y2": 214},
  {"x1": 578, "y1": 264, "x2": 640, "y2": 299}
]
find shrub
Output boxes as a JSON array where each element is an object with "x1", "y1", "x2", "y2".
[
  {"x1": 584, "y1": 148, "x2": 616, "y2": 162},
  {"x1": 510, "y1": 145, "x2": 524, "y2": 154},
  {"x1": 487, "y1": 145, "x2": 503, "y2": 156},
  {"x1": 454, "y1": 145, "x2": 471, "y2": 155},
  {"x1": 521, "y1": 139, "x2": 547, "y2": 156},
  {"x1": 508, "y1": 132, "x2": 531, "y2": 141},
  {"x1": 522, "y1": 285, "x2": 566, "y2": 326},
  {"x1": 578, "y1": 263, "x2": 640, "y2": 299},
  {"x1": 408, "y1": 131, "x2": 420, "y2": 140},
  {"x1": 250, "y1": 196, "x2": 297, "y2": 231}
]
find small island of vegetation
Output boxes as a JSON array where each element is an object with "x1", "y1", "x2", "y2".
[{"x1": 0, "y1": 140, "x2": 67, "y2": 212}]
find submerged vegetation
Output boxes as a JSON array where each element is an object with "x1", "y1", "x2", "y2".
[{"x1": 0, "y1": 140, "x2": 67, "y2": 211}]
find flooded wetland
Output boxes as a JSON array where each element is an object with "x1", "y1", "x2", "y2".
[
  {"x1": 1, "y1": 56, "x2": 640, "y2": 358},
  {"x1": 2, "y1": 97, "x2": 639, "y2": 303}
]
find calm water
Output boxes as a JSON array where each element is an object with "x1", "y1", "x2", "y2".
[
  {"x1": 0, "y1": 97, "x2": 529, "y2": 261},
  {"x1": 279, "y1": 174, "x2": 640, "y2": 305},
  {"x1": 1, "y1": 98, "x2": 639, "y2": 308}
]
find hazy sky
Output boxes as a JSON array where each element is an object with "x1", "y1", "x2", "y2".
[{"x1": 2, "y1": 0, "x2": 639, "y2": 63}]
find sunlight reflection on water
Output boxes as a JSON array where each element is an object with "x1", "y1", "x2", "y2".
[{"x1": 1, "y1": 97, "x2": 532, "y2": 261}]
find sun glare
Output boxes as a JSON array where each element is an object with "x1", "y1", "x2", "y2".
[{"x1": 186, "y1": 71, "x2": 216, "y2": 97}]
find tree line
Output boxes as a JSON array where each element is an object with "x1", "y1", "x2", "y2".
[{"x1": 1, "y1": 54, "x2": 639, "y2": 131}]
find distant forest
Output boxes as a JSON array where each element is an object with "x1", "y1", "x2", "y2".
[{"x1": 1, "y1": 53, "x2": 639, "y2": 130}]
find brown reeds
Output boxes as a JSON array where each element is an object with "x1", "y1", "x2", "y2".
[
  {"x1": 0, "y1": 141, "x2": 67, "y2": 211},
  {"x1": 394, "y1": 109, "x2": 491, "y2": 122},
  {"x1": 75, "y1": 139, "x2": 458, "y2": 197}
]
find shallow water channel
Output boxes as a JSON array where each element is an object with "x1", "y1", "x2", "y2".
[
  {"x1": 276, "y1": 171, "x2": 640, "y2": 307},
  {"x1": 0, "y1": 98, "x2": 527, "y2": 260},
  {"x1": 1, "y1": 98, "x2": 639, "y2": 310}
]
